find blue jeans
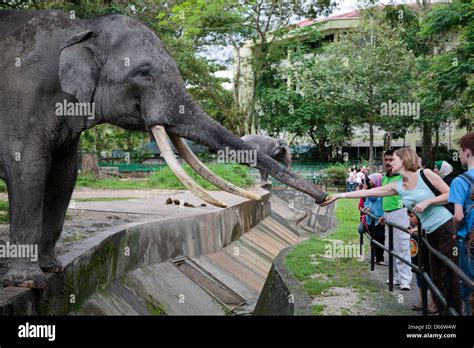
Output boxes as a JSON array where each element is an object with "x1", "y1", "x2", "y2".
[{"x1": 458, "y1": 237, "x2": 474, "y2": 315}]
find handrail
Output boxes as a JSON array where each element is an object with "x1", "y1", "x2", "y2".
[{"x1": 360, "y1": 207, "x2": 473, "y2": 316}]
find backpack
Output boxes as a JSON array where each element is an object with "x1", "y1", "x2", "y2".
[
  {"x1": 420, "y1": 169, "x2": 455, "y2": 215},
  {"x1": 458, "y1": 172, "x2": 474, "y2": 235}
]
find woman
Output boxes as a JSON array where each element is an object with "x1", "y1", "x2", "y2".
[
  {"x1": 407, "y1": 210, "x2": 437, "y2": 314},
  {"x1": 433, "y1": 160, "x2": 454, "y2": 186},
  {"x1": 364, "y1": 173, "x2": 386, "y2": 266},
  {"x1": 322, "y1": 148, "x2": 461, "y2": 315}
]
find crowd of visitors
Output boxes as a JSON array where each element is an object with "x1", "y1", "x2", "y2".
[{"x1": 329, "y1": 132, "x2": 474, "y2": 316}]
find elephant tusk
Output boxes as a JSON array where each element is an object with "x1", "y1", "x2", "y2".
[
  {"x1": 167, "y1": 133, "x2": 262, "y2": 201},
  {"x1": 151, "y1": 125, "x2": 227, "y2": 208}
]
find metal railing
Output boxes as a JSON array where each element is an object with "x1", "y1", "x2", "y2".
[{"x1": 360, "y1": 208, "x2": 474, "y2": 316}]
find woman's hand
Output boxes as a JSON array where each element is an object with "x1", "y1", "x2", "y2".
[
  {"x1": 413, "y1": 200, "x2": 431, "y2": 213},
  {"x1": 407, "y1": 226, "x2": 418, "y2": 235},
  {"x1": 321, "y1": 194, "x2": 340, "y2": 207}
]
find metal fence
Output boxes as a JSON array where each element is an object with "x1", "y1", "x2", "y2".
[{"x1": 361, "y1": 208, "x2": 474, "y2": 316}]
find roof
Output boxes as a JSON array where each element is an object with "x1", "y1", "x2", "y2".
[
  {"x1": 294, "y1": 9, "x2": 362, "y2": 28},
  {"x1": 293, "y1": 2, "x2": 445, "y2": 29}
]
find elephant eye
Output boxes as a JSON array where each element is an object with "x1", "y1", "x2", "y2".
[{"x1": 134, "y1": 68, "x2": 154, "y2": 83}]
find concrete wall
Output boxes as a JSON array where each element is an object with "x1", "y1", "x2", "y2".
[
  {"x1": 0, "y1": 191, "x2": 270, "y2": 315},
  {"x1": 253, "y1": 246, "x2": 312, "y2": 315}
]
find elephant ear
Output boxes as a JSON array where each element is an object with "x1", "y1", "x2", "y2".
[
  {"x1": 271, "y1": 139, "x2": 286, "y2": 157},
  {"x1": 59, "y1": 30, "x2": 98, "y2": 102}
]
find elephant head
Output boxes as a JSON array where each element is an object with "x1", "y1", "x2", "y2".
[
  {"x1": 272, "y1": 139, "x2": 292, "y2": 169},
  {"x1": 58, "y1": 15, "x2": 326, "y2": 205}
]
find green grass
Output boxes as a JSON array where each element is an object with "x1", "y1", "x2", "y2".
[
  {"x1": 0, "y1": 199, "x2": 8, "y2": 224},
  {"x1": 147, "y1": 163, "x2": 253, "y2": 190},
  {"x1": 76, "y1": 163, "x2": 253, "y2": 190},
  {"x1": 286, "y1": 199, "x2": 377, "y2": 315},
  {"x1": 0, "y1": 200, "x2": 8, "y2": 211},
  {"x1": 0, "y1": 180, "x2": 6, "y2": 193},
  {"x1": 62, "y1": 232, "x2": 88, "y2": 243},
  {"x1": 312, "y1": 304, "x2": 326, "y2": 315},
  {"x1": 146, "y1": 302, "x2": 167, "y2": 316},
  {"x1": 76, "y1": 175, "x2": 150, "y2": 189}
]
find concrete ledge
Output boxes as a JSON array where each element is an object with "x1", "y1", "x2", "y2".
[
  {"x1": 253, "y1": 246, "x2": 312, "y2": 316},
  {"x1": 0, "y1": 190, "x2": 270, "y2": 315}
]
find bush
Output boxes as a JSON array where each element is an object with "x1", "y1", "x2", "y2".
[
  {"x1": 324, "y1": 164, "x2": 348, "y2": 182},
  {"x1": 0, "y1": 179, "x2": 6, "y2": 193}
]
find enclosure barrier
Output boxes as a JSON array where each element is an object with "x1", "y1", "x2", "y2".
[{"x1": 360, "y1": 208, "x2": 474, "y2": 316}]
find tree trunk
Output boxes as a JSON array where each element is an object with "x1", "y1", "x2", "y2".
[
  {"x1": 422, "y1": 122, "x2": 434, "y2": 168},
  {"x1": 82, "y1": 154, "x2": 99, "y2": 177},
  {"x1": 434, "y1": 128, "x2": 439, "y2": 159},
  {"x1": 368, "y1": 121, "x2": 374, "y2": 167},
  {"x1": 383, "y1": 131, "x2": 392, "y2": 151},
  {"x1": 233, "y1": 45, "x2": 241, "y2": 107}
]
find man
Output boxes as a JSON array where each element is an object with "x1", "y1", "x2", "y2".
[
  {"x1": 449, "y1": 132, "x2": 474, "y2": 315},
  {"x1": 382, "y1": 149, "x2": 412, "y2": 290}
]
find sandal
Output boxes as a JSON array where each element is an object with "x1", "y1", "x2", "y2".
[
  {"x1": 376, "y1": 261, "x2": 388, "y2": 266},
  {"x1": 411, "y1": 304, "x2": 422, "y2": 311}
]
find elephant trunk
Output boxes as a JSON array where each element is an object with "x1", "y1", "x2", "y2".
[
  {"x1": 159, "y1": 93, "x2": 327, "y2": 204},
  {"x1": 284, "y1": 148, "x2": 292, "y2": 169}
]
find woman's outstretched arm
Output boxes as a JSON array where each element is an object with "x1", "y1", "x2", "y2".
[{"x1": 320, "y1": 182, "x2": 398, "y2": 207}]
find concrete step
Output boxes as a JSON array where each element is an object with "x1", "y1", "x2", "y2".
[
  {"x1": 125, "y1": 262, "x2": 226, "y2": 315},
  {"x1": 76, "y1": 279, "x2": 150, "y2": 315}
]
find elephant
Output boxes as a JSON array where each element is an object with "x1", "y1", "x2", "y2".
[
  {"x1": 0, "y1": 9, "x2": 327, "y2": 288},
  {"x1": 241, "y1": 135, "x2": 291, "y2": 184}
]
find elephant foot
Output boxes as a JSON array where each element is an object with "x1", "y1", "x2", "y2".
[
  {"x1": 2, "y1": 263, "x2": 47, "y2": 289},
  {"x1": 40, "y1": 253, "x2": 64, "y2": 273}
]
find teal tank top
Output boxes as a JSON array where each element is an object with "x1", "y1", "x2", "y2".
[{"x1": 396, "y1": 170, "x2": 453, "y2": 233}]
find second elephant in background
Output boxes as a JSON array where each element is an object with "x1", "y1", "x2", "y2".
[{"x1": 241, "y1": 135, "x2": 292, "y2": 184}]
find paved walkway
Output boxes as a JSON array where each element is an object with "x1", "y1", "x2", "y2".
[{"x1": 363, "y1": 239, "x2": 437, "y2": 315}]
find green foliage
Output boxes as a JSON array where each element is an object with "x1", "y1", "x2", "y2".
[
  {"x1": 324, "y1": 164, "x2": 348, "y2": 182},
  {"x1": 0, "y1": 180, "x2": 6, "y2": 193},
  {"x1": 0, "y1": 200, "x2": 8, "y2": 211},
  {"x1": 418, "y1": 0, "x2": 474, "y2": 131},
  {"x1": 0, "y1": 199, "x2": 8, "y2": 224},
  {"x1": 275, "y1": 16, "x2": 417, "y2": 163}
]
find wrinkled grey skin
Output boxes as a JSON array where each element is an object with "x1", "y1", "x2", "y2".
[
  {"x1": 0, "y1": 10, "x2": 327, "y2": 288},
  {"x1": 241, "y1": 135, "x2": 291, "y2": 184}
]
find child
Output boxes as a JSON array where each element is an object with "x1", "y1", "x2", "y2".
[
  {"x1": 448, "y1": 131, "x2": 474, "y2": 315},
  {"x1": 407, "y1": 210, "x2": 437, "y2": 314},
  {"x1": 363, "y1": 174, "x2": 386, "y2": 265}
]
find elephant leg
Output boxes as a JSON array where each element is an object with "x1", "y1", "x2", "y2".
[
  {"x1": 259, "y1": 170, "x2": 268, "y2": 184},
  {"x1": 2, "y1": 158, "x2": 50, "y2": 288},
  {"x1": 40, "y1": 142, "x2": 80, "y2": 273}
]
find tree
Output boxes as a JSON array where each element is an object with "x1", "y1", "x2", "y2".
[
  {"x1": 418, "y1": 0, "x2": 473, "y2": 132},
  {"x1": 283, "y1": 15, "x2": 417, "y2": 166}
]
